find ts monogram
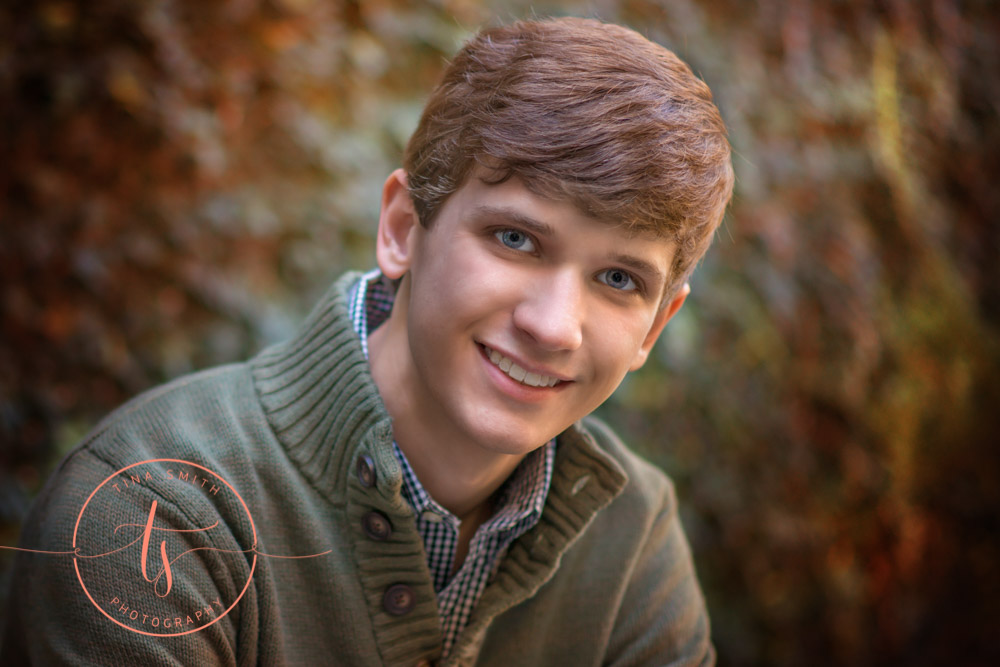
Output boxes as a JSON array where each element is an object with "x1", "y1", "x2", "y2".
[{"x1": 73, "y1": 459, "x2": 257, "y2": 637}]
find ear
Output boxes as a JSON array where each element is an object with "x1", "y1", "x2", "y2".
[
  {"x1": 375, "y1": 169, "x2": 421, "y2": 280},
  {"x1": 629, "y1": 283, "x2": 690, "y2": 371}
]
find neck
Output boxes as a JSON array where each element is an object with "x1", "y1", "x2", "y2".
[
  {"x1": 398, "y1": 432, "x2": 518, "y2": 520},
  {"x1": 367, "y1": 305, "x2": 524, "y2": 520}
]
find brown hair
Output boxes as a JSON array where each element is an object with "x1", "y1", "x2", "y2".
[{"x1": 403, "y1": 17, "x2": 734, "y2": 299}]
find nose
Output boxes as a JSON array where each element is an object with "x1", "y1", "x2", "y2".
[{"x1": 512, "y1": 270, "x2": 584, "y2": 351}]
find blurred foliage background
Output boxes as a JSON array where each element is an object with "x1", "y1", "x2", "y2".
[{"x1": 1, "y1": 0, "x2": 998, "y2": 664}]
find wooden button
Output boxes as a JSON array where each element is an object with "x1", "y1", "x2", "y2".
[
  {"x1": 382, "y1": 583, "x2": 416, "y2": 616},
  {"x1": 356, "y1": 454, "x2": 376, "y2": 488},
  {"x1": 362, "y1": 510, "x2": 392, "y2": 541}
]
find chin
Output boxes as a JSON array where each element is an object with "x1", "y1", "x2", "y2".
[
  {"x1": 465, "y1": 417, "x2": 563, "y2": 457},
  {"x1": 478, "y1": 437, "x2": 548, "y2": 458}
]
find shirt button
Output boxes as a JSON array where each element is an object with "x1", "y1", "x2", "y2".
[
  {"x1": 356, "y1": 454, "x2": 376, "y2": 488},
  {"x1": 361, "y1": 510, "x2": 393, "y2": 541},
  {"x1": 382, "y1": 583, "x2": 416, "y2": 616}
]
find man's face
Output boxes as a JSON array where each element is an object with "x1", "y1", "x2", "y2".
[{"x1": 376, "y1": 171, "x2": 683, "y2": 458}]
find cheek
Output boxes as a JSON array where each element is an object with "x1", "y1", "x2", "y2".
[
  {"x1": 423, "y1": 247, "x2": 521, "y2": 316},
  {"x1": 587, "y1": 320, "x2": 650, "y2": 380},
  {"x1": 406, "y1": 249, "x2": 500, "y2": 353}
]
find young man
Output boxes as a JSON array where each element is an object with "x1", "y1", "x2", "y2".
[{"x1": 2, "y1": 17, "x2": 732, "y2": 666}]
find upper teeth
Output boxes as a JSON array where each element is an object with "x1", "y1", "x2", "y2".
[{"x1": 486, "y1": 347, "x2": 561, "y2": 388}]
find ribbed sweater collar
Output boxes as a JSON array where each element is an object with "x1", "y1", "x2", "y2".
[{"x1": 249, "y1": 272, "x2": 399, "y2": 504}]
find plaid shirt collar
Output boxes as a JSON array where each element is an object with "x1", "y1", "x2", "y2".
[{"x1": 393, "y1": 438, "x2": 552, "y2": 569}]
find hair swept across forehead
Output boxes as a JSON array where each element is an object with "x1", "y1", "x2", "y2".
[{"x1": 403, "y1": 17, "x2": 734, "y2": 298}]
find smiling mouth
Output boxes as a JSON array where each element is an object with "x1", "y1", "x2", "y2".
[{"x1": 482, "y1": 345, "x2": 563, "y2": 388}]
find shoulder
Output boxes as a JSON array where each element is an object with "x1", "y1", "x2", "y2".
[
  {"x1": 4, "y1": 366, "x2": 262, "y2": 664},
  {"x1": 80, "y1": 363, "x2": 264, "y2": 468},
  {"x1": 28, "y1": 361, "x2": 267, "y2": 534},
  {"x1": 88, "y1": 363, "x2": 256, "y2": 441},
  {"x1": 25, "y1": 362, "x2": 271, "y2": 555},
  {"x1": 576, "y1": 413, "x2": 677, "y2": 518},
  {"x1": 573, "y1": 416, "x2": 714, "y2": 664}
]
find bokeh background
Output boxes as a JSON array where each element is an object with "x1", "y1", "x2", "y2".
[{"x1": 2, "y1": 0, "x2": 998, "y2": 664}]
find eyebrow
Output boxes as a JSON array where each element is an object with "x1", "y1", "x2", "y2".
[
  {"x1": 470, "y1": 205, "x2": 555, "y2": 237},
  {"x1": 471, "y1": 204, "x2": 669, "y2": 296}
]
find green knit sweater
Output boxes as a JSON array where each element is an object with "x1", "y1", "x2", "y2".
[{"x1": 1, "y1": 273, "x2": 713, "y2": 666}]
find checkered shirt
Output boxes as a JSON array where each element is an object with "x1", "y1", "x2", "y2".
[{"x1": 347, "y1": 269, "x2": 556, "y2": 657}]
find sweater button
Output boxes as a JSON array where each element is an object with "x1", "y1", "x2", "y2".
[
  {"x1": 356, "y1": 454, "x2": 376, "y2": 488},
  {"x1": 382, "y1": 583, "x2": 416, "y2": 616},
  {"x1": 362, "y1": 510, "x2": 392, "y2": 541}
]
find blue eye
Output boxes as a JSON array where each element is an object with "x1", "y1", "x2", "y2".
[
  {"x1": 598, "y1": 269, "x2": 638, "y2": 292},
  {"x1": 495, "y1": 229, "x2": 535, "y2": 252}
]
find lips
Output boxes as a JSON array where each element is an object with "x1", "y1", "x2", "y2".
[{"x1": 482, "y1": 345, "x2": 563, "y2": 388}]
